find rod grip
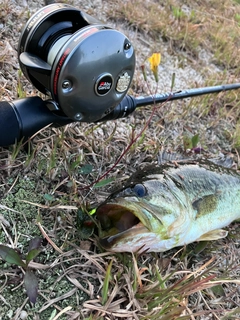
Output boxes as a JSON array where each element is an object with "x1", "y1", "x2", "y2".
[
  {"x1": 0, "y1": 97, "x2": 72, "y2": 147},
  {"x1": 0, "y1": 100, "x2": 20, "y2": 146}
]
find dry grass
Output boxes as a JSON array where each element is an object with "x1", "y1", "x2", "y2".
[
  {"x1": 0, "y1": 0, "x2": 240, "y2": 319},
  {"x1": 106, "y1": 0, "x2": 240, "y2": 69}
]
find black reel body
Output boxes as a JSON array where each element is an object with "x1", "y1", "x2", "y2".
[{"x1": 18, "y1": 3, "x2": 135, "y2": 122}]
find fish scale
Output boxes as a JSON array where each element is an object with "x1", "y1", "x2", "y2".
[
  {"x1": 96, "y1": 158, "x2": 240, "y2": 253},
  {"x1": 163, "y1": 163, "x2": 240, "y2": 201}
]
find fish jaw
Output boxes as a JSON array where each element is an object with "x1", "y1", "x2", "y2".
[{"x1": 96, "y1": 199, "x2": 183, "y2": 253}]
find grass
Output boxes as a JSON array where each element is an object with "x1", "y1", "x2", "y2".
[
  {"x1": 0, "y1": 0, "x2": 240, "y2": 319},
  {"x1": 106, "y1": 0, "x2": 240, "y2": 70}
]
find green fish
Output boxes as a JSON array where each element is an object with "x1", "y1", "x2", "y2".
[{"x1": 96, "y1": 153, "x2": 240, "y2": 253}]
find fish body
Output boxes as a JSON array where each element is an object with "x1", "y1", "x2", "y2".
[{"x1": 96, "y1": 156, "x2": 240, "y2": 253}]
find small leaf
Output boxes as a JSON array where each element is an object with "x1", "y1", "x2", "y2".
[
  {"x1": 26, "y1": 249, "x2": 41, "y2": 265},
  {"x1": 183, "y1": 135, "x2": 192, "y2": 150},
  {"x1": 191, "y1": 133, "x2": 199, "y2": 148},
  {"x1": 28, "y1": 237, "x2": 42, "y2": 252},
  {"x1": 24, "y1": 270, "x2": 38, "y2": 304},
  {"x1": 211, "y1": 284, "x2": 225, "y2": 297},
  {"x1": 43, "y1": 193, "x2": 55, "y2": 201},
  {"x1": 94, "y1": 177, "x2": 115, "y2": 188},
  {"x1": 101, "y1": 260, "x2": 113, "y2": 305},
  {"x1": 26, "y1": 237, "x2": 43, "y2": 265},
  {"x1": 88, "y1": 208, "x2": 96, "y2": 215},
  {"x1": 79, "y1": 164, "x2": 93, "y2": 175},
  {"x1": 0, "y1": 245, "x2": 26, "y2": 268},
  {"x1": 48, "y1": 309, "x2": 57, "y2": 320},
  {"x1": 194, "y1": 241, "x2": 209, "y2": 254}
]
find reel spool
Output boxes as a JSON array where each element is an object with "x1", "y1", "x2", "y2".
[{"x1": 18, "y1": 3, "x2": 135, "y2": 122}]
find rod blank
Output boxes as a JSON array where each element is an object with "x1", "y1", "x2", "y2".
[{"x1": 134, "y1": 83, "x2": 240, "y2": 107}]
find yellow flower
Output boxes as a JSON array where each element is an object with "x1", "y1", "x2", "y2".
[{"x1": 148, "y1": 53, "x2": 161, "y2": 82}]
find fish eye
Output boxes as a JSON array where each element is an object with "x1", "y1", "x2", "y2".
[{"x1": 132, "y1": 184, "x2": 147, "y2": 197}]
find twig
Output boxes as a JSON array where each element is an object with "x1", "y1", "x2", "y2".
[{"x1": 37, "y1": 221, "x2": 63, "y2": 254}]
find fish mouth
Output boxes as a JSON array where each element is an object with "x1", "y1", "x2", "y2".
[{"x1": 96, "y1": 202, "x2": 149, "y2": 250}]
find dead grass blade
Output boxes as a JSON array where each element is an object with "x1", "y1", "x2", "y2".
[{"x1": 38, "y1": 288, "x2": 78, "y2": 313}]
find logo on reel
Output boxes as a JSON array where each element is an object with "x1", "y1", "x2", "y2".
[{"x1": 95, "y1": 74, "x2": 113, "y2": 96}]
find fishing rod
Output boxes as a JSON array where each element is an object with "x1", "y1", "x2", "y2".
[
  {"x1": 100, "y1": 82, "x2": 240, "y2": 121},
  {"x1": 1, "y1": 3, "x2": 240, "y2": 147}
]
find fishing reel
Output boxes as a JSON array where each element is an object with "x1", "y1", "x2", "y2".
[
  {"x1": 18, "y1": 3, "x2": 135, "y2": 122},
  {"x1": 1, "y1": 3, "x2": 240, "y2": 147}
]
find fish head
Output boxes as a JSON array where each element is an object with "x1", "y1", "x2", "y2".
[{"x1": 96, "y1": 178, "x2": 191, "y2": 253}]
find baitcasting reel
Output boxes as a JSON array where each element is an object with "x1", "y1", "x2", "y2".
[
  {"x1": 18, "y1": 3, "x2": 135, "y2": 122},
  {"x1": 1, "y1": 3, "x2": 240, "y2": 147}
]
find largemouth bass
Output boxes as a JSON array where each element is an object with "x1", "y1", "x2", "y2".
[{"x1": 96, "y1": 153, "x2": 240, "y2": 253}]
